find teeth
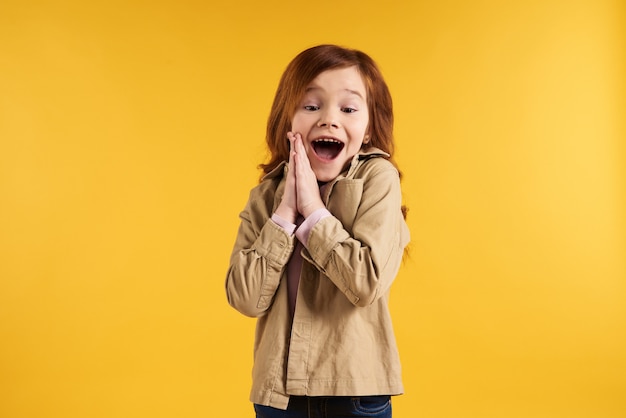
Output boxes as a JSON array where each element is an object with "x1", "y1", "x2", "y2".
[{"x1": 315, "y1": 138, "x2": 341, "y2": 143}]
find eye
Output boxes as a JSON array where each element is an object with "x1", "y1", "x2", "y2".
[
  {"x1": 304, "y1": 105, "x2": 319, "y2": 111},
  {"x1": 342, "y1": 107, "x2": 357, "y2": 113}
]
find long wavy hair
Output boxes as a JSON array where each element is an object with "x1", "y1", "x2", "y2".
[{"x1": 260, "y1": 44, "x2": 401, "y2": 178}]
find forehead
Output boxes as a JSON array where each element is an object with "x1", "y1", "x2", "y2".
[{"x1": 305, "y1": 66, "x2": 367, "y2": 98}]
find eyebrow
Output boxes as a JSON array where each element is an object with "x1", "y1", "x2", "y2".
[{"x1": 305, "y1": 86, "x2": 365, "y2": 100}]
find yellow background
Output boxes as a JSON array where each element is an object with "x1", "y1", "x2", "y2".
[{"x1": 1, "y1": 0, "x2": 624, "y2": 417}]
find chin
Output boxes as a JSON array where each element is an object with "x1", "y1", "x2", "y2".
[
  {"x1": 315, "y1": 171, "x2": 339, "y2": 183},
  {"x1": 312, "y1": 161, "x2": 345, "y2": 183}
]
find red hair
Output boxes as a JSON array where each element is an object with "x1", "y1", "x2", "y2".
[{"x1": 260, "y1": 44, "x2": 401, "y2": 179}]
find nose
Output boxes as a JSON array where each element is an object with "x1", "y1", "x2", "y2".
[{"x1": 316, "y1": 108, "x2": 340, "y2": 128}]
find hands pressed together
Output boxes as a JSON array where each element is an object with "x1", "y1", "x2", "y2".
[{"x1": 274, "y1": 132, "x2": 325, "y2": 223}]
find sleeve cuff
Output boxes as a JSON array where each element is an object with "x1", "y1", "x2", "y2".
[
  {"x1": 296, "y1": 208, "x2": 332, "y2": 246},
  {"x1": 271, "y1": 213, "x2": 297, "y2": 235}
]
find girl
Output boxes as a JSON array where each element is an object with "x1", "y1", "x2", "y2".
[{"x1": 226, "y1": 44, "x2": 410, "y2": 418}]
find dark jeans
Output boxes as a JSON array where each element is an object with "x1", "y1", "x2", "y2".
[{"x1": 254, "y1": 395, "x2": 392, "y2": 418}]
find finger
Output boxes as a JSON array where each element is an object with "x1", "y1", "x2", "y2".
[
  {"x1": 288, "y1": 132, "x2": 299, "y2": 157},
  {"x1": 294, "y1": 133, "x2": 304, "y2": 150},
  {"x1": 288, "y1": 135, "x2": 294, "y2": 154},
  {"x1": 295, "y1": 137, "x2": 314, "y2": 176},
  {"x1": 285, "y1": 133, "x2": 294, "y2": 158},
  {"x1": 293, "y1": 134, "x2": 305, "y2": 160},
  {"x1": 294, "y1": 138, "x2": 306, "y2": 174}
]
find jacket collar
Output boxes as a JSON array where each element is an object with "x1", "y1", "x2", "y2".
[{"x1": 262, "y1": 147, "x2": 389, "y2": 181}]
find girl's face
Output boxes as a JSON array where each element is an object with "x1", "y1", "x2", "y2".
[{"x1": 291, "y1": 66, "x2": 370, "y2": 182}]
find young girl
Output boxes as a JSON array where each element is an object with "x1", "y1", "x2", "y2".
[{"x1": 226, "y1": 44, "x2": 410, "y2": 418}]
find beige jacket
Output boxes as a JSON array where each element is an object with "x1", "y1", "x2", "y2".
[{"x1": 225, "y1": 148, "x2": 410, "y2": 410}]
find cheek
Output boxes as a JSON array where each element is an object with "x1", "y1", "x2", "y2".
[
  {"x1": 348, "y1": 119, "x2": 369, "y2": 138},
  {"x1": 292, "y1": 111, "x2": 319, "y2": 133},
  {"x1": 290, "y1": 113, "x2": 306, "y2": 132}
]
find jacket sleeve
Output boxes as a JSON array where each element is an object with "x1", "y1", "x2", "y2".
[
  {"x1": 303, "y1": 162, "x2": 410, "y2": 307},
  {"x1": 225, "y1": 191, "x2": 295, "y2": 317}
]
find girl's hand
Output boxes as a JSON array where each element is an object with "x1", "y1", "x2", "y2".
[
  {"x1": 293, "y1": 134, "x2": 325, "y2": 218},
  {"x1": 274, "y1": 133, "x2": 298, "y2": 223}
]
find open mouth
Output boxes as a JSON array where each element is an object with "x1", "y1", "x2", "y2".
[{"x1": 312, "y1": 138, "x2": 344, "y2": 160}]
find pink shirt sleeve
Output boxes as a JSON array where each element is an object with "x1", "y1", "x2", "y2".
[
  {"x1": 271, "y1": 213, "x2": 297, "y2": 235},
  {"x1": 295, "y1": 208, "x2": 332, "y2": 247}
]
